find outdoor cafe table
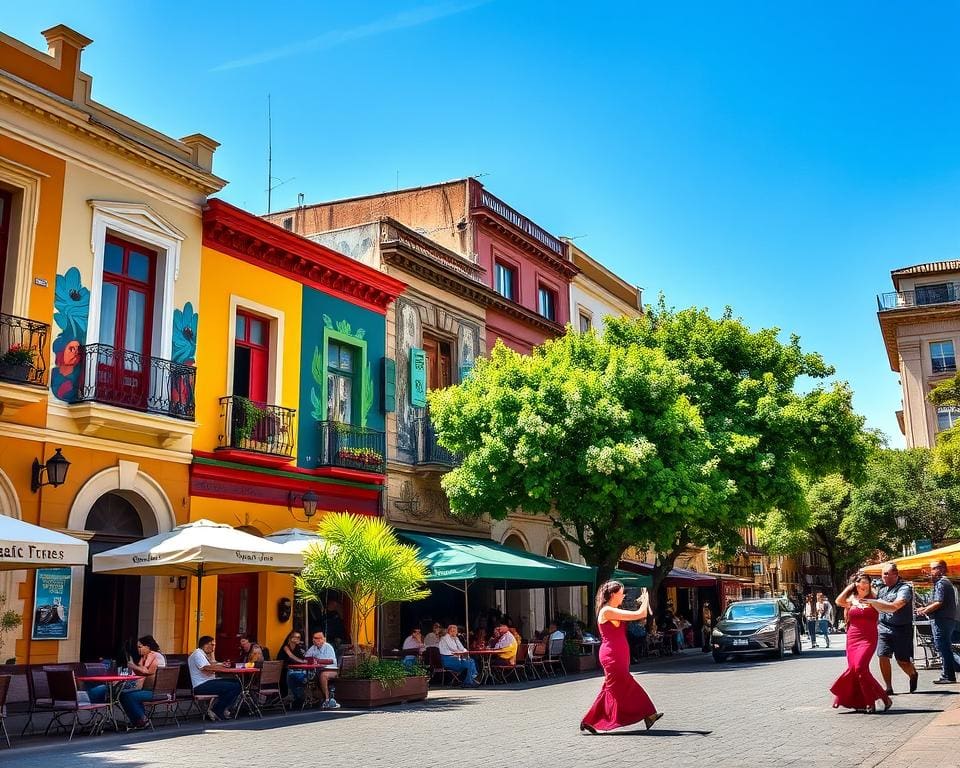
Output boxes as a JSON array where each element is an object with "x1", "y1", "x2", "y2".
[
  {"x1": 216, "y1": 666, "x2": 262, "y2": 718},
  {"x1": 468, "y1": 649, "x2": 502, "y2": 685},
  {"x1": 76, "y1": 674, "x2": 144, "y2": 732},
  {"x1": 288, "y1": 661, "x2": 334, "y2": 708}
]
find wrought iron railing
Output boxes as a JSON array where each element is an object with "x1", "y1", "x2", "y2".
[
  {"x1": 316, "y1": 421, "x2": 386, "y2": 473},
  {"x1": 414, "y1": 415, "x2": 461, "y2": 468},
  {"x1": 878, "y1": 283, "x2": 960, "y2": 311},
  {"x1": 0, "y1": 312, "x2": 49, "y2": 385},
  {"x1": 75, "y1": 343, "x2": 196, "y2": 420},
  {"x1": 717, "y1": 564, "x2": 755, "y2": 578},
  {"x1": 478, "y1": 189, "x2": 566, "y2": 257},
  {"x1": 218, "y1": 396, "x2": 296, "y2": 457}
]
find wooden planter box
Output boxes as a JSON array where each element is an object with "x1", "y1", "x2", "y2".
[
  {"x1": 334, "y1": 675, "x2": 429, "y2": 707},
  {"x1": 562, "y1": 652, "x2": 598, "y2": 673}
]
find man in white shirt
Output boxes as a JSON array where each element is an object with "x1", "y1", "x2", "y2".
[
  {"x1": 304, "y1": 630, "x2": 340, "y2": 709},
  {"x1": 423, "y1": 622, "x2": 443, "y2": 648},
  {"x1": 187, "y1": 635, "x2": 241, "y2": 721},
  {"x1": 401, "y1": 627, "x2": 425, "y2": 668},
  {"x1": 438, "y1": 624, "x2": 479, "y2": 687},
  {"x1": 490, "y1": 624, "x2": 518, "y2": 666},
  {"x1": 816, "y1": 592, "x2": 832, "y2": 648}
]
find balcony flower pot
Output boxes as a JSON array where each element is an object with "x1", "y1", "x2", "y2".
[
  {"x1": 333, "y1": 672, "x2": 429, "y2": 707},
  {"x1": 0, "y1": 362, "x2": 30, "y2": 382},
  {"x1": 0, "y1": 344, "x2": 34, "y2": 382}
]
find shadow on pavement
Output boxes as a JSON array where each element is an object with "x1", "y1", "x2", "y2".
[{"x1": 598, "y1": 729, "x2": 712, "y2": 736}]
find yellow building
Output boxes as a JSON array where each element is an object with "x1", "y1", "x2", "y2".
[{"x1": 0, "y1": 25, "x2": 224, "y2": 662}]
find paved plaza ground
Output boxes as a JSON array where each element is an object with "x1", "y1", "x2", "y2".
[{"x1": 4, "y1": 634, "x2": 959, "y2": 768}]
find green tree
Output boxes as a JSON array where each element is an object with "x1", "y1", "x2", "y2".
[
  {"x1": 929, "y1": 375, "x2": 960, "y2": 475},
  {"x1": 296, "y1": 513, "x2": 430, "y2": 660},
  {"x1": 430, "y1": 302, "x2": 869, "y2": 613}
]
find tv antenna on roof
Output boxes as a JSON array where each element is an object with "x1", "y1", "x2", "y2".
[{"x1": 266, "y1": 95, "x2": 295, "y2": 213}]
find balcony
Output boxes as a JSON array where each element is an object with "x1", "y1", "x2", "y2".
[
  {"x1": 0, "y1": 312, "x2": 49, "y2": 417},
  {"x1": 217, "y1": 396, "x2": 296, "y2": 464},
  {"x1": 716, "y1": 564, "x2": 755, "y2": 579},
  {"x1": 414, "y1": 415, "x2": 461, "y2": 468},
  {"x1": 878, "y1": 282, "x2": 960, "y2": 311},
  {"x1": 317, "y1": 421, "x2": 386, "y2": 474}
]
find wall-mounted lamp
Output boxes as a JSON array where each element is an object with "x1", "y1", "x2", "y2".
[
  {"x1": 177, "y1": 576, "x2": 188, "y2": 591},
  {"x1": 288, "y1": 489, "x2": 319, "y2": 523},
  {"x1": 31, "y1": 448, "x2": 70, "y2": 493}
]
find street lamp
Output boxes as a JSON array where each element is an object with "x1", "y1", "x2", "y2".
[
  {"x1": 31, "y1": 448, "x2": 70, "y2": 492},
  {"x1": 288, "y1": 489, "x2": 319, "y2": 523}
]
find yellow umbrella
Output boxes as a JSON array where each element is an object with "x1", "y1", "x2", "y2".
[{"x1": 862, "y1": 541, "x2": 960, "y2": 579}]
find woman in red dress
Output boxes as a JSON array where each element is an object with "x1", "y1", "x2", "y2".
[
  {"x1": 581, "y1": 581, "x2": 663, "y2": 733},
  {"x1": 830, "y1": 572, "x2": 893, "y2": 713}
]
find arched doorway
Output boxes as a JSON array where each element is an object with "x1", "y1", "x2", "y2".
[{"x1": 80, "y1": 492, "x2": 144, "y2": 663}]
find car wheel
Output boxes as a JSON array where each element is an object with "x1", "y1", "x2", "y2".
[
  {"x1": 791, "y1": 629, "x2": 802, "y2": 655},
  {"x1": 771, "y1": 633, "x2": 784, "y2": 659},
  {"x1": 712, "y1": 651, "x2": 726, "y2": 664}
]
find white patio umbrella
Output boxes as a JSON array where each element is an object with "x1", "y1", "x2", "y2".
[
  {"x1": 265, "y1": 528, "x2": 324, "y2": 636},
  {"x1": 0, "y1": 515, "x2": 88, "y2": 570},
  {"x1": 93, "y1": 519, "x2": 305, "y2": 642}
]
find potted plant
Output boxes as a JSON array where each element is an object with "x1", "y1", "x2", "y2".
[
  {"x1": 296, "y1": 512, "x2": 431, "y2": 707},
  {"x1": 0, "y1": 344, "x2": 34, "y2": 382},
  {"x1": 231, "y1": 396, "x2": 267, "y2": 446},
  {"x1": 0, "y1": 592, "x2": 23, "y2": 662}
]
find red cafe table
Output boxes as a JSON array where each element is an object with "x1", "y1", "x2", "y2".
[
  {"x1": 76, "y1": 674, "x2": 144, "y2": 732},
  {"x1": 288, "y1": 660, "x2": 334, "y2": 708},
  {"x1": 216, "y1": 666, "x2": 262, "y2": 718}
]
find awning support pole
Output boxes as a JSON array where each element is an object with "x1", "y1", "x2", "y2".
[
  {"x1": 464, "y1": 580, "x2": 470, "y2": 644},
  {"x1": 195, "y1": 562, "x2": 204, "y2": 646}
]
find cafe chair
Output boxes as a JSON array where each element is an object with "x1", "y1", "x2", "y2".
[
  {"x1": 44, "y1": 669, "x2": 110, "y2": 741},
  {"x1": 143, "y1": 665, "x2": 182, "y2": 729},
  {"x1": 546, "y1": 638, "x2": 567, "y2": 676},
  {"x1": 256, "y1": 661, "x2": 286, "y2": 714},
  {"x1": 424, "y1": 647, "x2": 462, "y2": 686},
  {"x1": 0, "y1": 674, "x2": 11, "y2": 748}
]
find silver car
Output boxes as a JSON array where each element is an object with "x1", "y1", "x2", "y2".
[{"x1": 711, "y1": 598, "x2": 802, "y2": 662}]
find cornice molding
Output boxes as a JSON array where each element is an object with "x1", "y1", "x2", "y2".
[
  {"x1": 470, "y1": 208, "x2": 579, "y2": 279},
  {"x1": 204, "y1": 198, "x2": 406, "y2": 314}
]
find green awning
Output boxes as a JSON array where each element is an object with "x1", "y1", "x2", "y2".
[
  {"x1": 611, "y1": 568, "x2": 653, "y2": 588},
  {"x1": 397, "y1": 531, "x2": 597, "y2": 587}
]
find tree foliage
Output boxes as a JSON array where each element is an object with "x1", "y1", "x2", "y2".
[
  {"x1": 429, "y1": 301, "x2": 869, "y2": 601},
  {"x1": 929, "y1": 375, "x2": 960, "y2": 475}
]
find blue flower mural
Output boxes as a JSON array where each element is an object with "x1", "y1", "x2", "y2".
[
  {"x1": 51, "y1": 267, "x2": 90, "y2": 402},
  {"x1": 172, "y1": 302, "x2": 198, "y2": 364}
]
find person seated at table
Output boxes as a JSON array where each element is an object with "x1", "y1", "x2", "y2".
[
  {"x1": 114, "y1": 634, "x2": 167, "y2": 729},
  {"x1": 279, "y1": 630, "x2": 308, "y2": 708},
  {"x1": 469, "y1": 628, "x2": 488, "y2": 652},
  {"x1": 438, "y1": 624, "x2": 480, "y2": 687},
  {"x1": 402, "y1": 628, "x2": 426, "y2": 667},
  {"x1": 304, "y1": 630, "x2": 340, "y2": 709},
  {"x1": 188, "y1": 636, "x2": 241, "y2": 721},
  {"x1": 489, "y1": 624, "x2": 518, "y2": 666},
  {"x1": 238, "y1": 634, "x2": 265, "y2": 665},
  {"x1": 505, "y1": 619, "x2": 522, "y2": 644},
  {"x1": 423, "y1": 622, "x2": 444, "y2": 648}
]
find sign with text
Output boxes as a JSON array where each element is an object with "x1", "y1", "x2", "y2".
[
  {"x1": 915, "y1": 539, "x2": 933, "y2": 553},
  {"x1": 31, "y1": 567, "x2": 72, "y2": 640},
  {"x1": 410, "y1": 348, "x2": 427, "y2": 407}
]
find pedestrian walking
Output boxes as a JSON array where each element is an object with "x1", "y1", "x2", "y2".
[
  {"x1": 700, "y1": 602, "x2": 713, "y2": 652},
  {"x1": 816, "y1": 592, "x2": 832, "y2": 648},
  {"x1": 804, "y1": 594, "x2": 819, "y2": 647},
  {"x1": 870, "y1": 562, "x2": 918, "y2": 695},
  {"x1": 580, "y1": 582, "x2": 662, "y2": 734},
  {"x1": 829, "y1": 573, "x2": 892, "y2": 713},
  {"x1": 917, "y1": 559, "x2": 958, "y2": 685}
]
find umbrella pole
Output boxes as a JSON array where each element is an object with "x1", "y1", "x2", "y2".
[
  {"x1": 195, "y1": 563, "x2": 204, "y2": 646},
  {"x1": 464, "y1": 580, "x2": 470, "y2": 646}
]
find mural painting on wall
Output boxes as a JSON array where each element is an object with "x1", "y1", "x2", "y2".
[
  {"x1": 309, "y1": 315, "x2": 374, "y2": 424},
  {"x1": 50, "y1": 267, "x2": 89, "y2": 402},
  {"x1": 171, "y1": 301, "x2": 198, "y2": 410}
]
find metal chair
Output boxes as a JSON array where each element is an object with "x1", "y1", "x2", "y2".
[
  {"x1": 492, "y1": 645, "x2": 525, "y2": 684},
  {"x1": 0, "y1": 674, "x2": 11, "y2": 748},
  {"x1": 528, "y1": 642, "x2": 549, "y2": 678},
  {"x1": 21, "y1": 665, "x2": 54, "y2": 736},
  {"x1": 256, "y1": 661, "x2": 286, "y2": 714},
  {"x1": 425, "y1": 646, "x2": 462, "y2": 686},
  {"x1": 916, "y1": 622, "x2": 941, "y2": 670},
  {"x1": 546, "y1": 637, "x2": 566, "y2": 676},
  {"x1": 44, "y1": 669, "x2": 110, "y2": 741},
  {"x1": 143, "y1": 665, "x2": 182, "y2": 729}
]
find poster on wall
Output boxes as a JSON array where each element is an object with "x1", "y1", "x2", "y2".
[{"x1": 31, "y1": 567, "x2": 72, "y2": 640}]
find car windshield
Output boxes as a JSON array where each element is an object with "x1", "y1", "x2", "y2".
[{"x1": 724, "y1": 603, "x2": 776, "y2": 620}]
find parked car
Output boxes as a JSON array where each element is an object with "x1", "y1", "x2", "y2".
[{"x1": 711, "y1": 598, "x2": 801, "y2": 663}]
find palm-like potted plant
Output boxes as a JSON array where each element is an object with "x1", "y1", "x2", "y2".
[
  {"x1": 0, "y1": 344, "x2": 35, "y2": 382},
  {"x1": 296, "y1": 512, "x2": 431, "y2": 706}
]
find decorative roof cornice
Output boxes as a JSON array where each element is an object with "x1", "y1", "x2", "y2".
[
  {"x1": 0, "y1": 77, "x2": 226, "y2": 195},
  {"x1": 471, "y1": 208, "x2": 579, "y2": 278},
  {"x1": 380, "y1": 240, "x2": 565, "y2": 335},
  {"x1": 203, "y1": 199, "x2": 406, "y2": 314}
]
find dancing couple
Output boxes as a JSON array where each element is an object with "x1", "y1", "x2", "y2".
[{"x1": 581, "y1": 580, "x2": 663, "y2": 734}]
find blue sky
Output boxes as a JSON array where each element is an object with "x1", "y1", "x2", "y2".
[{"x1": 7, "y1": 3, "x2": 960, "y2": 444}]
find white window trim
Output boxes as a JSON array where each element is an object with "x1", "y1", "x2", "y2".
[
  {"x1": 930, "y1": 340, "x2": 956, "y2": 372},
  {"x1": 0, "y1": 157, "x2": 46, "y2": 318},
  {"x1": 937, "y1": 406, "x2": 960, "y2": 432},
  {"x1": 86, "y1": 201, "x2": 185, "y2": 362},
  {"x1": 226, "y1": 295, "x2": 285, "y2": 405}
]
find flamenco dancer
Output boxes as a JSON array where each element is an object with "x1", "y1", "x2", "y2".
[
  {"x1": 830, "y1": 572, "x2": 893, "y2": 713},
  {"x1": 581, "y1": 581, "x2": 663, "y2": 734}
]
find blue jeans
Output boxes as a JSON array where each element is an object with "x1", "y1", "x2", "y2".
[
  {"x1": 818, "y1": 619, "x2": 831, "y2": 645},
  {"x1": 441, "y1": 654, "x2": 477, "y2": 685},
  {"x1": 119, "y1": 689, "x2": 155, "y2": 724},
  {"x1": 402, "y1": 656, "x2": 417, "y2": 669},
  {"x1": 193, "y1": 679, "x2": 241, "y2": 719},
  {"x1": 806, "y1": 620, "x2": 818, "y2": 643},
  {"x1": 933, "y1": 618, "x2": 957, "y2": 681},
  {"x1": 287, "y1": 670, "x2": 307, "y2": 703}
]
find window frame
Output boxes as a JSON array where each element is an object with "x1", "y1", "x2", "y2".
[
  {"x1": 233, "y1": 309, "x2": 272, "y2": 402},
  {"x1": 493, "y1": 253, "x2": 519, "y2": 302},
  {"x1": 321, "y1": 327, "x2": 368, "y2": 427},
  {"x1": 930, "y1": 340, "x2": 957, "y2": 374},
  {"x1": 226, "y1": 296, "x2": 285, "y2": 407},
  {"x1": 937, "y1": 406, "x2": 960, "y2": 433},
  {"x1": 537, "y1": 283, "x2": 558, "y2": 321},
  {"x1": 0, "y1": 159, "x2": 43, "y2": 318},
  {"x1": 578, "y1": 307, "x2": 592, "y2": 333}
]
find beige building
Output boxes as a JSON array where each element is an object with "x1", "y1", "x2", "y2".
[
  {"x1": 565, "y1": 240, "x2": 643, "y2": 331},
  {"x1": 877, "y1": 261, "x2": 960, "y2": 447}
]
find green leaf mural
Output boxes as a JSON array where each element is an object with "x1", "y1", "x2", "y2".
[{"x1": 310, "y1": 316, "x2": 374, "y2": 424}]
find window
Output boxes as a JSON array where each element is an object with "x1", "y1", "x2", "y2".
[
  {"x1": 538, "y1": 285, "x2": 557, "y2": 321},
  {"x1": 916, "y1": 283, "x2": 959, "y2": 306},
  {"x1": 282, "y1": 217, "x2": 293, "y2": 231},
  {"x1": 327, "y1": 339, "x2": 356, "y2": 424},
  {"x1": 931, "y1": 341, "x2": 956, "y2": 374},
  {"x1": 578, "y1": 310, "x2": 592, "y2": 332},
  {"x1": 233, "y1": 310, "x2": 270, "y2": 401},
  {"x1": 422, "y1": 334, "x2": 452, "y2": 391},
  {"x1": 0, "y1": 189, "x2": 11, "y2": 302},
  {"x1": 937, "y1": 407, "x2": 960, "y2": 432},
  {"x1": 494, "y1": 261, "x2": 516, "y2": 301}
]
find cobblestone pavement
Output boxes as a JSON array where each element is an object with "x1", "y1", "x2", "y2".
[{"x1": 4, "y1": 634, "x2": 958, "y2": 768}]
